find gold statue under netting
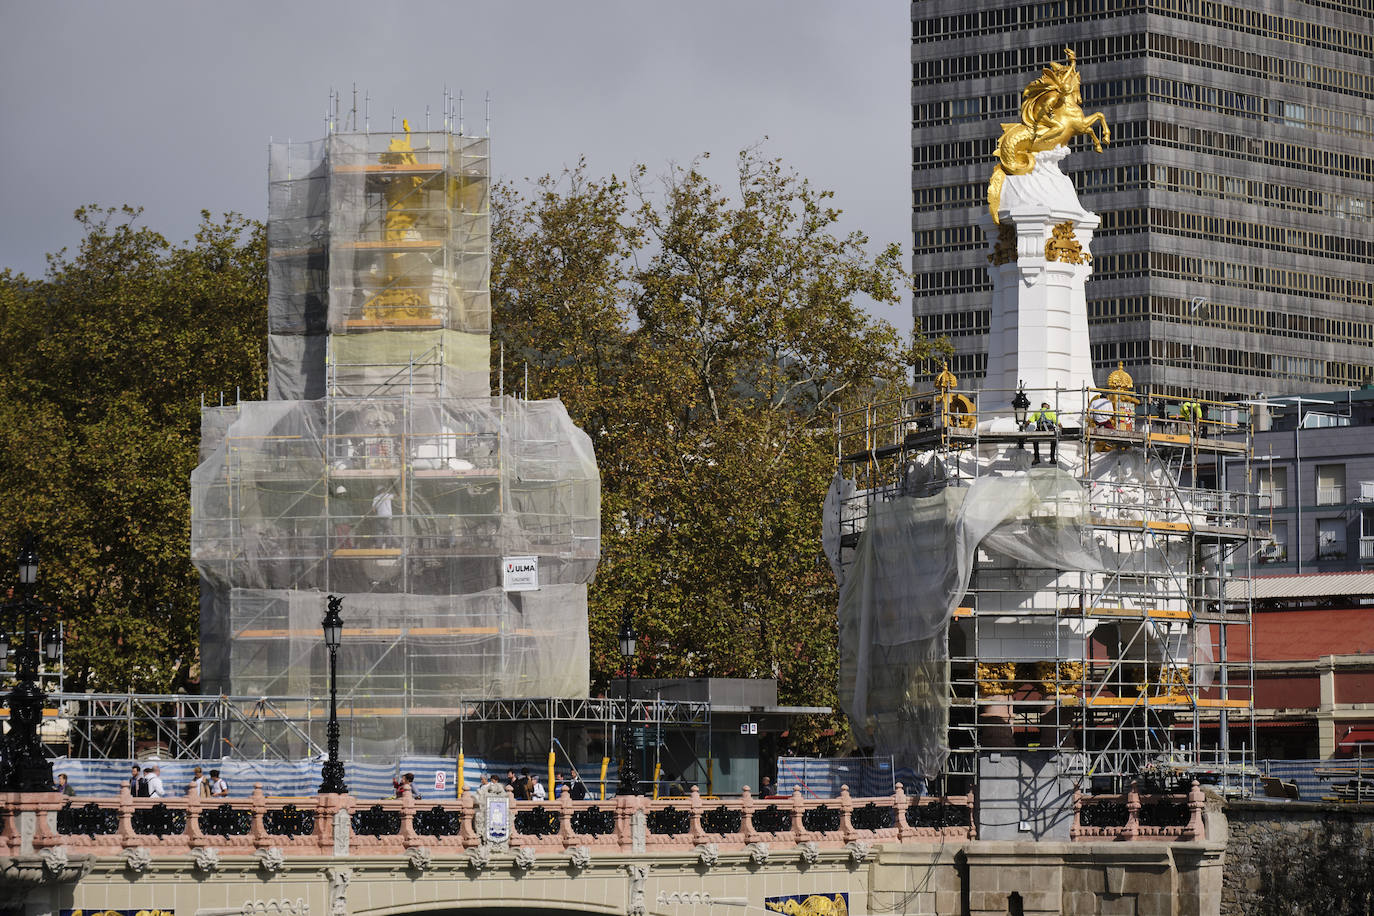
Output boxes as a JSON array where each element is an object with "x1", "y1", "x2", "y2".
[
  {"x1": 364, "y1": 119, "x2": 435, "y2": 321},
  {"x1": 987, "y1": 48, "x2": 1111, "y2": 224}
]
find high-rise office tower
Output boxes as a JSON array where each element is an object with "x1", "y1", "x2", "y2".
[{"x1": 911, "y1": 0, "x2": 1374, "y2": 400}]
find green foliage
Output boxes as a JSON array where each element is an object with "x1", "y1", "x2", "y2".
[
  {"x1": 493, "y1": 150, "x2": 938, "y2": 753},
  {"x1": 0, "y1": 206, "x2": 266, "y2": 692}
]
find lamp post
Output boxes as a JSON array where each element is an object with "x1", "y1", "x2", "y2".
[
  {"x1": 617, "y1": 614, "x2": 639, "y2": 796},
  {"x1": 1012, "y1": 383, "x2": 1031, "y2": 431},
  {"x1": 318, "y1": 594, "x2": 348, "y2": 795},
  {"x1": 1, "y1": 537, "x2": 59, "y2": 792}
]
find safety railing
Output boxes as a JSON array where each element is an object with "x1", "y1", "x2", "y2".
[
  {"x1": 837, "y1": 385, "x2": 1252, "y2": 461},
  {"x1": 3, "y1": 782, "x2": 973, "y2": 858}
]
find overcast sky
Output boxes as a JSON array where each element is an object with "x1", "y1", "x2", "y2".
[{"x1": 0, "y1": 1, "x2": 912, "y2": 335}]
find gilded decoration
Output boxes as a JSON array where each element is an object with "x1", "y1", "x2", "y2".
[
  {"x1": 987, "y1": 48, "x2": 1111, "y2": 224},
  {"x1": 1123, "y1": 665, "x2": 1192, "y2": 700},
  {"x1": 1045, "y1": 221, "x2": 1090, "y2": 265},
  {"x1": 766, "y1": 894, "x2": 850, "y2": 916},
  {"x1": 988, "y1": 222, "x2": 1018, "y2": 266},
  {"x1": 933, "y1": 363, "x2": 976, "y2": 429},
  {"x1": 1107, "y1": 361, "x2": 1134, "y2": 392},
  {"x1": 1033, "y1": 661, "x2": 1085, "y2": 697},
  {"x1": 977, "y1": 661, "x2": 1019, "y2": 696}
]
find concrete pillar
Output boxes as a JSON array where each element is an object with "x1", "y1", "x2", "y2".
[{"x1": 1319, "y1": 655, "x2": 1337, "y2": 759}]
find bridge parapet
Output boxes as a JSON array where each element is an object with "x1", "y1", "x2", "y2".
[
  {"x1": 1071, "y1": 780, "x2": 1206, "y2": 841},
  {"x1": 2, "y1": 781, "x2": 974, "y2": 859}
]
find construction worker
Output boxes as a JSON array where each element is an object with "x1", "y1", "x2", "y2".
[
  {"x1": 1030, "y1": 402, "x2": 1058, "y2": 465},
  {"x1": 1089, "y1": 392, "x2": 1115, "y2": 429},
  {"x1": 1179, "y1": 399, "x2": 1205, "y2": 437}
]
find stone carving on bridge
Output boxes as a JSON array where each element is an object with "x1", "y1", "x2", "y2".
[
  {"x1": 332, "y1": 810, "x2": 350, "y2": 856},
  {"x1": 256, "y1": 846, "x2": 286, "y2": 873},
  {"x1": 466, "y1": 844, "x2": 492, "y2": 872},
  {"x1": 844, "y1": 841, "x2": 871, "y2": 864},
  {"x1": 695, "y1": 842, "x2": 720, "y2": 868},
  {"x1": 747, "y1": 842, "x2": 771, "y2": 865},
  {"x1": 797, "y1": 840, "x2": 820, "y2": 865},
  {"x1": 325, "y1": 866, "x2": 352, "y2": 916},
  {"x1": 406, "y1": 846, "x2": 432, "y2": 873},
  {"x1": 1, "y1": 849, "x2": 92, "y2": 887},
  {"x1": 626, "y1": 863, "x2": 649, "y2": 916},
  {"x1": 240, "y1": 899, "x2": 309, "y2": 915},
  {"x1": 123, "y1": 846, "x2": 152, "y2": 873},
  {"x1": 513, "y1": 846, "x2": 537, "y2": 870},
  {"x1": 567, "y1": 845, "x2": 592, "y2": 871},
  {"x1": 193, "y1": 846, "x2": 221, "y2": 873},
  {"x1": 658, "y1": 892, "x2": 749, "y2": 907},
  {"x1": 40, "y1": 846, "x2": 69, "y2": 876}
]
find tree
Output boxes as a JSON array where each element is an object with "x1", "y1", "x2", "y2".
[
  {"x1": 0, "y1": 206, "x2": 266, "y2": 693},
  {"x1": 493, "y1": 150, "x2": 940, "y2": 751}
]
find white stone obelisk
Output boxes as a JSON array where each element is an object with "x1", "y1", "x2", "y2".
[{"x1": 979, "y1": 145, "x2": 1098, "y2": 402}]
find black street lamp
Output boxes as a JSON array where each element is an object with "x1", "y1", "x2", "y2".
[
  {"x1": 1012, "y1": 382, "x2": 1031, "y2": 431},
  {"x1": 617, "y1": 614, "x2": 639, "y2": 796},
  {"x1": 318, "y1": 594, "x2": 348, "y2": 795},
  {"x1": 1, "y1": 537, "x2": 59, "y2": 792}
]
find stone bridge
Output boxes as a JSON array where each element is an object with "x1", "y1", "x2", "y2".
[{"x1": 1, "y1": 783, "x2": 1224, "y2": 915}]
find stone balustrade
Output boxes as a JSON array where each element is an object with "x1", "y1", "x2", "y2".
[
  {"x1": 1070, "y1": 779, "x2": 1206, "y2": 841},
  {"x1": 1, "y1": 781, "x2": 974, "y2": 858}
]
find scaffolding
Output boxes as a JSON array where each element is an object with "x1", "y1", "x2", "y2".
[
  {"x1": 827, "y1": 378, "x2": 1260, "y2": 793},
  {"x1": 265, "y1": 124, "x2": 491, "y2": 401},
  {"x1": 192, "y1": 114, "x2": 601, "y2": 759}
]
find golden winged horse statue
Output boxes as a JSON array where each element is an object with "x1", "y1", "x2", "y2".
[{"x1": 987, "y1": 48, "x2": 1111, "y2": 224}]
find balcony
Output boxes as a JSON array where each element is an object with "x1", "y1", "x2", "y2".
[
  {"x1": 1361, "y1": 537, "x2": 1374, "y2": 562},
  {"x1": 1316, "y1": 486, "x2": 1346, "y2": 506}
]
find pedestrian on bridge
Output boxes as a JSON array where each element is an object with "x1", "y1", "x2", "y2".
[
  {"x1": 567, "y1": 768, "x2": 587, "y2": 800},
  {"x1": 144, "y1": 765, "x2": 165, "y2": 798}
]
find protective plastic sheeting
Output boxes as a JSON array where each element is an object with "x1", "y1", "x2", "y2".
[
  {"x1": 836, "y1": 468, "x2": 1103, "y2": 778},
  {"x1": 192, "y1": 395, "x2": 599, "y2": 705}
]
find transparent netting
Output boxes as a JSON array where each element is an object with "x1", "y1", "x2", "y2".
[
  {"x1": 224, "y1": 585, "x2": 590, "y2": 701},
  {"x1": 192, "y1": 395, "x2": 600, "y2": 701}
]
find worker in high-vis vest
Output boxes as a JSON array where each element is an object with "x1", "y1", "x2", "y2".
[
  {"x1": 1030, "y1": 402, "x2": 1058, "y2": 465},
  {"x1": 1180, "y1": 399, "x2": 1205, "y2": 437}
]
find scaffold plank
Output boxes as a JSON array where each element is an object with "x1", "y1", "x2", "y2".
[
  {"x1": 342, "y1": 318, "x2": 446, "y2": 330},
  {"x1": 334, "y1": 163, "x2": 445, "y2": 174}
]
